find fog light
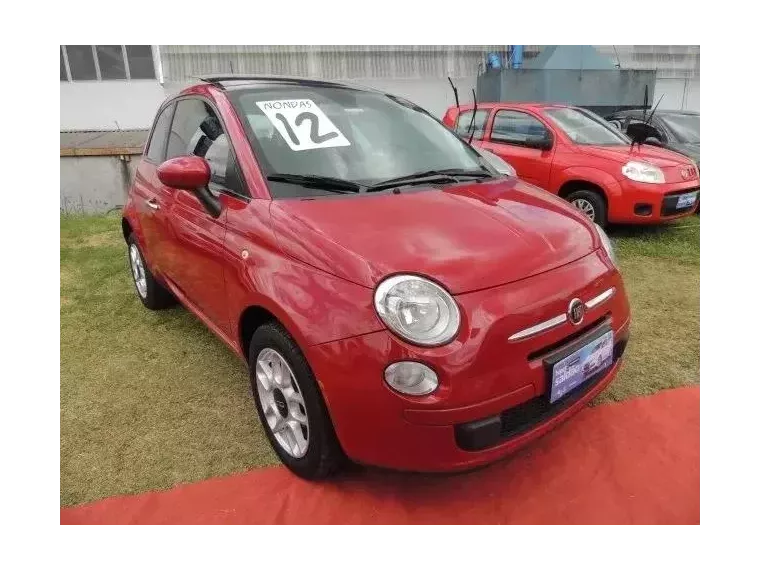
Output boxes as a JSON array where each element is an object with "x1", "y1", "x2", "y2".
[{"x1": 384, "y1": 362, "x2": 438, "y2": 396}]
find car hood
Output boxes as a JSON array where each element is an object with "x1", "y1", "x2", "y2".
[
  {"x1": 576, "y1": 144, "x2": 693, "y2": 168},
  {"x1": 666, "y1": 142, "x2": 700, "y2": 165},
  {"x1": 669, "y1": 142, "x2": 705, "y2": 184},
  {"x1": 269, "y1": 178, "x2": 599, "y2": 294}
]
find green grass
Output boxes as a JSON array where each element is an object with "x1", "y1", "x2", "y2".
[
  {"x1": 593, "y1": 217, "x2": 700, "y2": 404},
  {"x1": 60, "y1": 213, "x2": 699, "y2": 506}
]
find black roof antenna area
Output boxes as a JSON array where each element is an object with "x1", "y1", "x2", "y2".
[
  {"x1": 629, "y1": 93, "x2": 665, "y2": 149},
  {"x1": 467, "y1": 89, "x2": 478, "y2": 145},
  {"x1": 646, "y1": 94, "x2": 664, "y2": 124}
]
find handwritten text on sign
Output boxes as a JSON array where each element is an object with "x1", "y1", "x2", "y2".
[{"x1": 255, "y1": 99, "x2": 351, "y2": 151}]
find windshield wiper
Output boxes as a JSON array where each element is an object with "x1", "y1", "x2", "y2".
[
  {"x1": 368, "y1": 168, "x2": 493, "y2": 192},
  {"x1": 267, "y1": 173, "x2": 365, "y2": 194}
]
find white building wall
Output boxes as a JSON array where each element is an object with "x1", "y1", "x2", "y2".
[
  {"x1": 653, "y1": 78, "x2": 700, "y2": 112},
  {"x1": 60, "y1": 46, "x2": 699, "y2": 130},
  {"x1": 594, "y1": 45, "x2": 699, "y2": 111},
  {"x1": 60, "y1": 80, "x2": 170, "y2": 131}
]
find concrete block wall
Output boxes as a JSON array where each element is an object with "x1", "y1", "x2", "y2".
[{"x1": 60, "y1": 155, "x2": 138, "y2": 214}]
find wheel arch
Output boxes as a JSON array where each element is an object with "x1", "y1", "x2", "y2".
[
  {"x1": 121, "y1": 217, "x2": 133, "y2": 241},
  {"x1": 238, "y1": 302, "x2": 310, "y2": 364},
  {"x1": 557, "y1": 180, "x2": 609, "y2": 209}
]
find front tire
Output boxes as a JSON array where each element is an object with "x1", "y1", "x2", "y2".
[
  {"x1": 249, "y1": 322, "x2": 345, "y2": 480},
  {"x1": 127, "y1": 234, "x2": 175, "y2": 310},
  {"x1": 566, "y1": 189, "x2": 608, "y2": 227}
]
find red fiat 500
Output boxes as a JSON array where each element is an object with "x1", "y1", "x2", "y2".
[
  {"x1": 443, "y1": 102, "x2": 699, "y2": 226},
  {"x1": 123, "y1": 76, "x2": 631, "y2": 479}
]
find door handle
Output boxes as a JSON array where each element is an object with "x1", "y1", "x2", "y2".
[{"x1": 146, "y1": 198, "x2": 160, "y2": 211}]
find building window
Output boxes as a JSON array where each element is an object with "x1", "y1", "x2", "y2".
[
  {"x1": 61, "y1": 45, "x2": 156, "y2": 81},
  {"x1": 96, "y1": 45, "x2": 127, "y2": 80},
  {"x1": 65, "y1": 45, "x2": 97, "y2": 80},
  {"x1": 125, "y1": 45, "x2": 156, "y2": 80}
]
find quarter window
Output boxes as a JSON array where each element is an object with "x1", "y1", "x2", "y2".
[
  {"x1": 455, "y1": 110, "x2": 489, "y2": 140},
  {"x1": 145, "y1": 104, "x2": 174, "y2": 163},
  {"x1": 491, "y1": 110, "x2": 549, "y2": 145}
]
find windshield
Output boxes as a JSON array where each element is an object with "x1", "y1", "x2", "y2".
[
  {"x1": 227, "y1": 85, "x2": 485, "y2": 198},
  {"x1": 544, "y1": 107, "x2": 631, "y2": 145},
  {"x1": 660, "y1": 114, "x2": 700, "y2": 144}
]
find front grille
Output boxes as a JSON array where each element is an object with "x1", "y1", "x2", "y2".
[
  {"x1": 661, "y1": 187, "x2": 699, "y2": 216},
  {"x1": 527, "y1": 314, "x2": 609, "y2": 362},
  {"x1": 500, "y1": 338, "x2": 627, "y2": 439},
  {"x1": 454, "y1": 333, "x2": 629, "y2": 452}
]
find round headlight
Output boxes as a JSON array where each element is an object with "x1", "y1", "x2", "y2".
[
  {"x1": 594, "y1": 223, "x2": 617, "y2": 268},
  {"x1": 374, "y1": 275, "x2": 460, "y2": 346}
]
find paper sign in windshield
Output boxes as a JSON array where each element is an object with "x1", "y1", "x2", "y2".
[{"x1": 255, "y1": 99, "x2": 350, "y2": 151}]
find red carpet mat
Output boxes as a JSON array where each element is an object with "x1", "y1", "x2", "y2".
[{"x1": 61, "y1": 386, "x2": 699, "y2": 524}]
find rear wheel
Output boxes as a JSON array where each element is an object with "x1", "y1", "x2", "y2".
[
  {"x1": 566, "y1": 189, "x2": 608, "y2": 227},
  {"x1": 127, "y1": 234, "x2": 175, "y2": 310},
  {"x1": 249, "y1": 322, "x2": 345, "y2": 479}
]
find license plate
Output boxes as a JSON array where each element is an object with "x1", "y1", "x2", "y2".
[
  {"x1": 549, "y1": 330, "x2": 614, "y2": 404},
  {"x1": 676, "y1": 192, "x2": 697, "y2": 209}
]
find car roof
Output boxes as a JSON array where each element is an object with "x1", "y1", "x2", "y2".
[
  {"x1": 180, "y1": 74, "x2": 379, "y2": 96},
  {"x1": 448, "y1": 101, "x2": 580, "y2": 113},
  {"x1": 608, "y1": 108, "x2": 699, "y2": 118}
]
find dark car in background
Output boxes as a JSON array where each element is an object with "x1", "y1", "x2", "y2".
[{"x1": 606, "y1": 110, "x2": 700, "y2": 167}]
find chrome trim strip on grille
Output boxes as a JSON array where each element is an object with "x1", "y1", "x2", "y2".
[
  {"x1": 508, "y1": 314, "x2": 567, "y2": 341},
  {"x1": 585, "y1": 287, "x2": 616, "y2": 310},
  {"x1": 507, "y1": 287, "x2": 616, "y2": 342}
]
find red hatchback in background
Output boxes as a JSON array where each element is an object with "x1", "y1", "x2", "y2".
[
  {"x1": 123, "y1": 76, "x2": 631, "y2": 479},
  {"x1": 443, "y1": 102, "x2": 700, "y2": 226}
]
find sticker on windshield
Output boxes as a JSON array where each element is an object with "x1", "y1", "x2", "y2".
[{"x1": 255, "y1": 99, "x2": 351, "y2": 151}]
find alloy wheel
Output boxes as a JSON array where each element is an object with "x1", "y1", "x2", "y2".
[
  {"x1": 255, "y1": 348, "x2": 310, "y2": 458},
  {"x1": 129, "y1": 243, "x2": 148, "y2": 298},
  {"x1": 571, "y1": 198, "x2": 596, "y2": 221}
]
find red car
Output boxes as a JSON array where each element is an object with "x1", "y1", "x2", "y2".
[
  {"x1": 443, "y1": 102, "x2": 700, "y2": 225},
  {"x1": 123, "y1": 76, "x2": 631, "y2": 479}
]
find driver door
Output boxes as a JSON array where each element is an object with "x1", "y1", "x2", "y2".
[
  {"x1": 161, "y1": 98, "x2": 248, "y2": 337},
  {"x1": 480, "y1": 109, "x2": 555, "y2": 190}
]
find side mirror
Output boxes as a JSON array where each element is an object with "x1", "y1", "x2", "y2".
[
  {"x1": 157, "y1": 156, "x2": 210, "y2": 190},
  {"x1": 157, "y1": 156, "x2": 221, "y2": 218},
  {"x1": 527, "y1": 134, "x2": 552, "y2": 151},
  {"x1": 644, "y1": 137, "x2": 663, "y2": 147}
]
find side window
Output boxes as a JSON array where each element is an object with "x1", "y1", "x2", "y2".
[
  {"x1": 167, "y1": 99, "x2": 247, "y2": 197},
  {"x1": 145, "y1": 104, "x2": 174, "y2": 163},
  {"x1": 455, "y1": 110, "x2": 489, "y2": 140},
  {"x1": 491, "y1": 110, "x2": 549, "y2": 146}
]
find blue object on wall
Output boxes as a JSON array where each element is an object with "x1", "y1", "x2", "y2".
[
  {"x1": 512, "y1": 45, "x2": 523, "y2": 69},
  {"x1": 487, "y1": 52, "x2": 502, "y2": 70}
]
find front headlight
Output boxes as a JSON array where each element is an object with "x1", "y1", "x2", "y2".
[
  {"x1": 622, "y1": 161, "x2": 665, "y2": 184},
  {"x1": 374, "y1": 275, "x2": 460, "y2": 346},
  {"x1": 594, "y1": 223, "x2": 617, "y2": 268}
]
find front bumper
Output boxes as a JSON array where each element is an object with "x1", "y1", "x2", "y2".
[
  {"x1": 455, "y1": 322, "x2": 628, "y2": 452},
  {"x1": 608, "y1": 178, "x2": 699, "y2": 224},
  {"x1": 306, "y1": 250, "x2": 631, "y2": 472}
]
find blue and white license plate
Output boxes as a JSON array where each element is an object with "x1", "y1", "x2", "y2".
[
  {"x1": 549, "y1": 331, "x2": 614, "y2": 403},
  {"x1": 676, "y1": 192, "x2": 698, "y2": 209}
]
